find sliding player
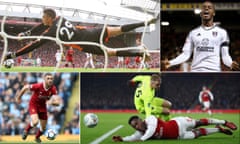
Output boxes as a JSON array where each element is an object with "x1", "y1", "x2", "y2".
[
  {"x1": 5, "y1": 8, "x2": 156, "y2": 61},
  {"x1": 113, "y1": 115, "x2": 237, "y2": 142},
  {"x1": 15, "y1": 73, "x2": 60, "y2": 143}
]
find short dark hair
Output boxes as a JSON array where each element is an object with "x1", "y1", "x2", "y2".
[
  {"x1": 202, "y1": 1, "x2": 215, "y2": 11},
  {"x1": 44, "y1": 73, "x2": 53, "y2": 77},
  {"x1": 128, "y1": 115, "x2": 140, "y2": 125},
  {"x1": 151, "y1": 73, "x2": 160, "y2": 81},
  {"x1": 43, "y1": 8, "x2": 56, "y2": 19}
]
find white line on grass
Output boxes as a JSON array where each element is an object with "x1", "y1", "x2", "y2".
[{"x1": 90, "y1": 125, "x2": 124, "y2": 144}]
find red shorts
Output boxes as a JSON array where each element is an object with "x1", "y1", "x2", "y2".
[
  {"x1": 29, "y1": 104, "x2": 48, "y2": 120},
  {"x1": 67, "y1": 57, "x2": 73, "y2": 62}
]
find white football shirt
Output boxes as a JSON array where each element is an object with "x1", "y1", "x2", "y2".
[{"x1": 169, "y1": 24, "x2": 233, "y2": 72}]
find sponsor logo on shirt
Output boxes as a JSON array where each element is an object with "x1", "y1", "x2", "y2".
[{"x1": 197, "y1": 38, "x2": 214, "y2": 52}]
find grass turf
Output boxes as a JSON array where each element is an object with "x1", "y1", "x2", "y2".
[
  {"x1": 0, "y1": 66, "x2": 159, "y2": 72},
  {"x1": 81, "y1": 112, "x2": 239, "y2": 144}
]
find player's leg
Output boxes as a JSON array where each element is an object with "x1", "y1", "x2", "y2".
[
  {"x1": 188, "y1": 127, "x2": 232, "y2": 139},
  {"x1": 195, "y1": 118, "x2": 237, "y2": 130},
  {"x1": 151, "y1": 97, "x2": 172, "y2": 121},
  {"x1": 106, "y1": 47, "x2": 150, "y2": 58},
  {"x1": 107, "y1": 18, "x2": 157, "y2": 37},
  {"x1": 172, "y1": 117, "x2": 231, "y2": 139},
  {"x1": 35, "y1": 112, "x2": 48, "y2": 143},
  {"x1": 22, "y1": 113, "x2": 39, "y2": 140},
  {"x1": 203, "y1": 101, "x2": 212, "y2": 115},
  {"x1": 90, "y1": 58, "x2": 95, "y2": 68}
]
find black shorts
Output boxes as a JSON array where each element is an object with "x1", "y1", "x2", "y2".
[{"x1": 76, "y1": 27, "x2": 108, "y2": 55}]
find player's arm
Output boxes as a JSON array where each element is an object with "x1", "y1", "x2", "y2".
[
  {"x1": 163, "y1": 33, "x2": 193, "y2": 69},
  {"x1": 5, "y1": 26, "x2": 56, "y2": 60},
  {"x1": 128, "y1": 75, "x2": 143, "y2": 87},
  {"x1": 15, "y1": 84, "x2": 30, "y2": 104},
  {"x1": 113, "y1": 131, "x2": 143, "y2": 142},
  {"x1": 208, "y1": 91, "x2": 214, "y2": 101},
  {"x1": 18, "y1": 23, "x2": 48, "y2": 36},
  {"x1": 199, "y1": 92, "x2": 203, "y2": 103},
  {"x1": 221, "y1": 43, "x2": 240, "y2": 71},
  {"x1": 140, "y1": 116, "x2": 157, "y2": 141}
]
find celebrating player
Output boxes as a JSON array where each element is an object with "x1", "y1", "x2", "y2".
[
  {"x1": 15, "y1": 73, "x2": 60, "y2": 143},
  {"x1": 199, "y1": 86, "x2": 214, "y2": 116},
  {"x1": 112, "y1": 115, "x2": 237, "y2": 142},
  {"x1": 4, "y1": 8, "x2": 156, "y2": 60},
  {"x1": 128, "y1": 74, "x2": 172, "y2": 121},
  {"x1": 162, "y1": 1, "x2": 240, "y2": 72}
]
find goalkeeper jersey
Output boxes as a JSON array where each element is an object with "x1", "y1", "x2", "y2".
[
  {"x1": 132, "y1": 75, "x2": 155, "y2": 117},
  {"x1": 170, "y1": 24, "x2": 232, "y2": 72}
]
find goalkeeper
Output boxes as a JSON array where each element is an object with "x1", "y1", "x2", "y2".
[{"x1": 128, "y1": 74, "x2": 172, "y2": 121}]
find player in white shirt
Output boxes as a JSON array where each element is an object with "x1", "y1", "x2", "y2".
[
  {"x1": 84, "y1": 53, "x2": 95, "y2": 68},
  {"x1": 117, "y1": 56, "x2": 124, "y2": 68},
  {"x1": 112, "y1": 115, "x2": 237, "y2": 142},
  {"x1": 162, "y1": 1, "x2": 240, "y2": 72},
  {"x1": 55, "y1": 50, "x2": 62, "y2": 64},
  {"x1": 199, "y1": 86, "x2": 214, "y2": 116}
]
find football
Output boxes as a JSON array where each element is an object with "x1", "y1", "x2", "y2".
[
  {"x1": 3, "y1": 59, "x2": 14, "y2": 69},
  {"x1": 84, "y1": 113, "x2": 98, "y2": 128},
  {"x1": 46, "y1": 129, "x2": 56, "y2": 140}
]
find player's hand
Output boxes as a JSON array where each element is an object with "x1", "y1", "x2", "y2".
[
  {"x1": 4, "y1": 52, "x2": 15, "y2": 61},
  {"x1": 112, "y1": 136, "x2": 123, "y2": 142},
  {"x1": 231, "y1": 61, "x2": 240, "y2": 71},
  {"x1": 17, "y1": 32, "x2": 25, "y2": 41},
  {"x1": 161, "y1": 59, "x2": 170, "y2": 71},
  {"x1": 15, "y1": 97, "x2": 21, "y2": 104},
  {"x1": 18, "y1": 32, "x2": 25, "y2": 37}
]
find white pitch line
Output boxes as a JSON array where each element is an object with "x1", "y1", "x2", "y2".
[{"x1": 90, "y1": 125, "x2": 124, "y2": 144}]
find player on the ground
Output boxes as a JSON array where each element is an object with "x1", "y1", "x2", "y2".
[
  {"x1": 15, "y1": 73, "x2": 60, "y2": 143},
  {"x1": 65, "y1": 47, "x2": 75, "y2": 68},
  {"x1": 128, "y1": 74, "x2": 172, "y2": 121},
  {"x1": 84, "y1": 53, "x2": 95, "y2": 68},
  {"x1": 112, "y1": 115, "x2": 237, "y2": 142},
  {"x1": 4, "y1": 8, "x2": 156, "y2": 61},
  {"x1": 199, "y1": 86, "x2": 214, "y2": 116},
  {"x1": 162, "y1": 1, "x2": 240, "y2": 72}
]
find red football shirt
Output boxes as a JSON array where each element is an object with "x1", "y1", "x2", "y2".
[
  {"x1": 29, "y1": 83, "x2": 57, "y2": 112},
  {"x1": 201, "y1": 91, "x2": 211, "y2": 102},
  {"x1": 154, "y1": 118, "x2": 179, "y2": 139}
]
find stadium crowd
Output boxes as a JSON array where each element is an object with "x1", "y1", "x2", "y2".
[
  {"x1": 0, "y1": 38, "x2": 159, "y2": 69},
  {"x1": 81, "y1": 73, "x2": 240, "y2": 110},
  {"x1": 0, "y1": 73, "x2": 79, "y2": 136}
]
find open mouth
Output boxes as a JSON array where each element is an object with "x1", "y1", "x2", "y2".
[{"x1": 203, "y1": 11, "x2": 209, "y2": 17}]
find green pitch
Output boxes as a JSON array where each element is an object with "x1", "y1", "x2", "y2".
[
  {"x1": 81, "y1": 112, "x2": 239, "y2": 144},
  {"x1": 0, "y1": 66, "x2": 159, "y2": 72}
]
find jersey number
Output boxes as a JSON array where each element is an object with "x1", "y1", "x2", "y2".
[
  {"x1": 136, "y1": 90, "x2": 142, "y2": 98},
  {"x1": 60, "y1": 21, "x2": 74, "y2": 40}
]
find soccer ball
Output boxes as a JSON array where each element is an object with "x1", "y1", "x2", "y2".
[
  {"x1": 46, "y1": 129, "x2": 56, "y2": 140},
  {"x1": 3, "y1": 59, "x2": 14, "y2": 69},
  {"x1": 84, "y1": 113, "x2": 98, "y2": 128}
]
